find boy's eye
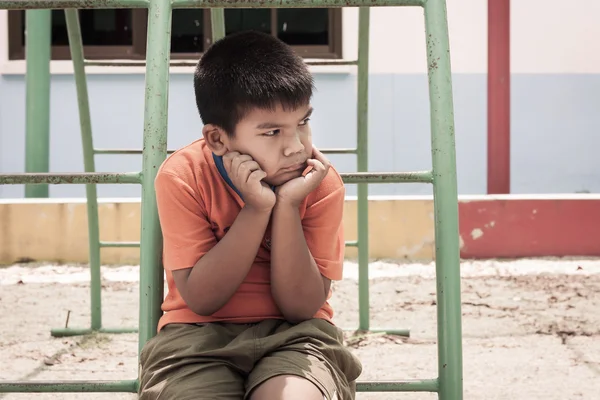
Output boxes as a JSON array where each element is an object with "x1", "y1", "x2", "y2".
[
  {"x1": 299, "y1": 117, "x2": 311, "y2": 126},
  {"x1": 262, "y1": 129, "x2": 279, "y2": 137}
]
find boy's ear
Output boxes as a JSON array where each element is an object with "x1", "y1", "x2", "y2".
[{"x1": 202, "y1": 124, "x2": 229, "y2": 156}]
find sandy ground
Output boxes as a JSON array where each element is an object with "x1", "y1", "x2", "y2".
[{"x1": 0, "y1": 258, "x2": 599, "y2": 399}]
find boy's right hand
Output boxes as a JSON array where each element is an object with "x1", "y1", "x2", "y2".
[{"x1": 223, "y1": 152, "x2": 276, "y2": 213}]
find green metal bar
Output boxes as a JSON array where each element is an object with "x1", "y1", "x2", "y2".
[
  {"x1": 321, "y1": 148, "x2": 357, "y2": 154},
  {"x1": 137, "y1": 0, "x2": 171, "y2": 355},
  {"x1": 344, "y1": 240, "x2": 358, "y2": 247},
  {"x1": 84, "y1": 59, "x2": 358, "y2": 67},
  {"x1": 0, "y1": 0, "x2": 425, "y2": 9},
  {"x1": 51, "y1": 327, "x2": 138, "y2": 337},
  {"x1": 5, "y1": 171, "x2": 431, "y2": 185},
  {"x1": 342, "y1": 327, "x2": 410, "y2": 337},
  {"x1": 100, "y1": 241, "x2": 141, "y2": 248},
  {"x1": 173, "y1": 0, "x2": 426, "y2": 8},
  {"x1": 424, "y1": 0, "x2": 464, "y2": 399},
  {"x1": 0, "y1": 380, "x2": 138, "y2": 393},
  {"x1": 0, "y1": 0, "x2": 149, "y2": 9},
  {"x1": 210, "y1": 8, "x2": 226, "y2": 41},
  {"x1": 65, "y1": 8, "x2": 102, "y2": 332},
  {"x1": 24, "y1": 9, "x2": 51, "y2": 198},
  {"x1": 0, "y1": 172, "x2": 141, "y2": 185},
  {"x1": 94, "y1": 148, "x2": 176, "y2": 155},
  {"x1": 357, "y1": 379, "x2": 439, "y2": 392},
  {"x1": 94, "y1": 147, "x2": 355, "y2": 155},
  {"x1": 356, "y1": 7, "x2": 370, "y2": 331}
]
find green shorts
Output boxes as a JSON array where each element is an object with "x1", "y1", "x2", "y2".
[{"x1": 138, "y1": 318, "x2": 362, "y2": 400}]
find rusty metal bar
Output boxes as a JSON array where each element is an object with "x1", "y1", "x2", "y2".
[
  {"x1": 341, "y1": 171, "x2": 433, "y2": 184},
  {"x1": 0, "y1": 380, "x2": 138, "y2": 393},
  {"x1": 94, "y1": 147, "x2": 355, "y2": 155},
  {"x1": 83, "y1": 59, "x2": 358, "y2": 67},
  {"x1": 100, "y1": 241, "x2": 141, "y2": 248},
  {"x1": 0, "y1": 172, "x2": 142, "y2": 185},
  {"x1": 357, "y1": 379, "x2": 439, "y2": 392},
  {"x1": 173, "y1": 0, "x2": 425, "y2": 8},
  {"x1": 0, "y1": 0, "x2": 424, "y2": 9},
  {"x1": 0, "y1": 0, "x2": 149, "y2": 9}
]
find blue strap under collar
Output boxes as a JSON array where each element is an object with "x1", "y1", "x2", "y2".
[{"x1": 212, "y1": 153, "x2": 276, "y2": 201}]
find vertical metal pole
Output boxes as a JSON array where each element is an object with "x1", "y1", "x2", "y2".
[
  {"x1": 487, "y1": 0, "x2": 510, "y2": 194},
  {"x1": 24, "y1": 10, "x2": 51, "y2": 198},
  {"x1": 210, "y1": 8, "x2": 226, "y2": 41},
  {"x1": 423, "y1": 0, "x2": 463, "y2": 399},
  {"x1": 138, "y1": 0, "x2": 172, "y2": 353},
  {"x1": 65, "y1": 9, "x2": 102, "y2": 331},
  {"x1": 356, "y1": 7, "x2": 370, "y2": 331}
]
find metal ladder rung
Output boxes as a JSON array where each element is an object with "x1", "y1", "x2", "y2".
[
  {"x1": 341, "y1": 171, "x2": 433, "y2": 184},
  {"x1": 84, "y1": 59, "x2": 358, "y2": 68},
  {"x1": 100, "y1": 241, "x2": 141, "y2": 248},
  {"x1": 357, "y1": 378, "x2": 438, "y2": 392},
  {"x1": 0, "y1": 172, "x2": 141, "y2": 185},
  {"x1": 94, "y1": 148, "x2": 356, "y2": 156},
  {"x1": 94, "y1": 149, "x2": 176, "y2": 155},
  {"x1": 345, "y1": 240, "x2": 358, "y2": 247}
]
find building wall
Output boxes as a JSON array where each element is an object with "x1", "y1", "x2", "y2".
[{"x1": 1, "y1": 1, "x2": 600, "y2": 199}]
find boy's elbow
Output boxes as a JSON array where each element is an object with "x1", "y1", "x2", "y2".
[
  {"x1": 280, "y1": 305, "x2": 320, "y2": 324},
  {"x1": 187, "y1": 298, "x2": 222, "y2": 317}
]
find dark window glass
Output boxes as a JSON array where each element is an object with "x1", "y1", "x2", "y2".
[
  {"x1": 171, "y1": 9, "x2": 205, "y2": 53},
  {"x1": 276, "y1": 9, "x2": 329, "y2": 45},
  {"x1": 19, "y1": 10, "x2": 133, "y2": 46}
]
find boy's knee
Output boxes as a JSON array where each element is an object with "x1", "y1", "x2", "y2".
[{"x1": 249, "y1": 375, "x2": 325, "y2": 400}]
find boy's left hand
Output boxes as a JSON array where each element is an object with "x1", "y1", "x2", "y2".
[{"x1": 275, "y1": 147, "x2": 331, "y2": 207}]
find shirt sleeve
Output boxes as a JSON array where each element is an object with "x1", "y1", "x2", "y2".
[
  {"x1": 155, "y1": 170, "x2": 217, "y2": 271},
  {"x1": 301, "y1": 169, "x2": 346, "y2": 281}
]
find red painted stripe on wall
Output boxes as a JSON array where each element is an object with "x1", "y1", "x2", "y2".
[{"x1": 459, "y1": 199, "x2": 600, "y2": 258}]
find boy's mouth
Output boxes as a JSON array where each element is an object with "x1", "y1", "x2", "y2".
[{"x1": 281, "y1": 161, "x2": 307, "y2": 172}]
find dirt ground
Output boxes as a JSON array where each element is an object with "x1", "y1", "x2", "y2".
[{"x1": 1, "y1": 257, "x2": 599, "y2": 399}]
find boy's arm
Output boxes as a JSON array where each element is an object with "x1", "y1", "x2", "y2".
[
  {"x1": 156, "y1": 170, "x2": 271, "y2": 316},
  {"x1": 270, "y1": 177, "x2": 345, "y2": 323}
]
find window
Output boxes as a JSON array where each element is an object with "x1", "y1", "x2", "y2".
[{"x1": 7, "y1": 8, "x2": 342, "y2": 61}]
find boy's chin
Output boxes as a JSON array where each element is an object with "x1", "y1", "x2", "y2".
[{"x1": 266, "y1": 171, "x2": 303, "y2": 187}]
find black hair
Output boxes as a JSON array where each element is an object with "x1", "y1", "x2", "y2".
[{"x1": 193, "y1": 30, "x2": 314, "y2": 136}]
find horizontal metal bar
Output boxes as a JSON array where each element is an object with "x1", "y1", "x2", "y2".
[
  {"x1": 50, "y1": 327, "x2": 138, "y2": 337},
  {"x1": 95, "y1": 148, "x2": 355, "y2": 156},
  {"x1": 0, "y1": 379, "x2": 138, "y2": 393},
  {"x1": 344, "y1": 240, "x2": 358, "y2": 247},
  {"x1": 0, "y1": 0, "x2": 149, "y2": 9},
  {"x1": 320, "y1": 148, "x2": 357, "y2": 155},
  {"x1": 342, "y1": 327, "x2": 410, "y2": 337},
  {"x1": 100, "y1": 241, "x2": 141, "y2": 248},
  {"x1": 84, "y1": 59, "x2": 357, "y2": 68},
  {"x1": 341, "y1": 171, "x2": 433, "y2": 184},
  {"x1": 0, "y1": 0, "x2": 424, "y2": 10},
  {"x1": 357, "y1": 379, "x2": 439, "y2": 392},
  {"x1": 94, "y1": 148, "x2": 175, "y2": 155},
  {"x1": 0, "y1": 172, "x2": 141, "y2": 185},
  {"x1": 173, "y1": 0, "x2": 425, "y2": 8}
]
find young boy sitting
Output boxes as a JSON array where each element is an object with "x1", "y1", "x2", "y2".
[{"x1": 138, "y1": 30, "x2": 362, "y2": 400}]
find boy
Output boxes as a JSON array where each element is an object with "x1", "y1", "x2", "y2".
[{"x1": 138, "y1": 30, "x2": 362, "y2": 400}]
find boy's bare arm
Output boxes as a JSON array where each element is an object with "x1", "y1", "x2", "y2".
[
  {"x1": 173, "y1": 151, "x2": 276, "y2": 316},
  {"x1": 271, "y1": 148, "x2": 335, "y2": 323},
  {"x1": 270, "y1": 201, "x2": 331, "y2": 323},
  {"x1": 173, "y1": 206, "x2": 271, "y2": 316}
]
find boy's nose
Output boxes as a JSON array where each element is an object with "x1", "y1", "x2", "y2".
[{"x1": 283, "y1": 135, "x2": 304, "y2": 157}]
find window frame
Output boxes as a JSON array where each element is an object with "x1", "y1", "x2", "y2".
[{"x1": 7, "y1": 8, "x2": 343, "y2": 61}]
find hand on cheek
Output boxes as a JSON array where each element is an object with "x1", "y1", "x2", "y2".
[
  {"x1": 275, "y1": 147, "x2": 331, "y2": 207},
  {"x1": 222, "y1": 152, "x2": 276, "y2": 213}
]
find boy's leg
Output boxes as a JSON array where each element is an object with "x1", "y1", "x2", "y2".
[
  {"x1": 138, "y1": 323, "x2": 256, "y2": 400},
  {"x1": 246, "y1": 319, "x2": 363, "y2": 400}
]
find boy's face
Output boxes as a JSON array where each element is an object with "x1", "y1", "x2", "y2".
[{"x1": 227, "y1": 103, "x2": 314, "y2": 187}]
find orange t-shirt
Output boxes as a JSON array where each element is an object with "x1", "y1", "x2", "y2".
[{"x1": 154, "y1": 138, "x2": 346, "y2": 332}]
